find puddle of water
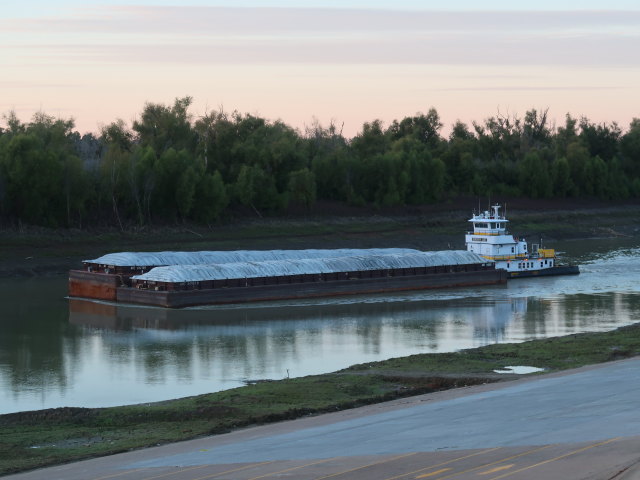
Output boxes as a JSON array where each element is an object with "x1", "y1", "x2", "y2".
[{"x1": 493, "y1": 366, "x2": 545, "y2": 374}]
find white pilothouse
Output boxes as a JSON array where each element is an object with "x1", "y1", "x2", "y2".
[{"x1": 465, "y1": 205, "x2": 579, "y2": 278}]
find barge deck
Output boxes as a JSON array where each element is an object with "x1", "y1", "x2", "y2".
[{"x1": 69, "y1": 249, "x2": 506, "y2": 308}]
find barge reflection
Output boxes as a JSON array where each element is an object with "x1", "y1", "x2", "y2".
[
  {"x1": 68, "y1": 291, "x2": 637, "y2": 346},
  {"x1": 68, "y1": 296, "x2": 529, "y2": 341}
]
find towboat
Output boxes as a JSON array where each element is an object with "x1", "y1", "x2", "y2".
[{"x1": 465, "y1": 205, "x2": 580, "y2": 278}]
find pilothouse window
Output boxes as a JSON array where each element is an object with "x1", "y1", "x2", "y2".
[{"x1": 474, "y1": 223, "x2": 489, "y2": 229}]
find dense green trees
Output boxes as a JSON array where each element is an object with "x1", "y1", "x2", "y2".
[
  {"x1": 0, "y1": 99, "x2": 639, "y2": 228},
  {"x1": 0, "y1": 112, "x2": 88, "y2": 227}
]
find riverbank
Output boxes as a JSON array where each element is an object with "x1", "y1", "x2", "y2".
[
  {"x1": 1, "y1": 323, "x2": 640, "y2": 475},
  {"x1": 1, "y1": 198, "x2": 639, "y2": 277}
]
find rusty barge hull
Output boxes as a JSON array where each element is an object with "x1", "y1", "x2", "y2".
[
  {"x1": 114, "y1": 269, "x2": 506, "y2": 308},
  {"x1": 69, "y1": 267, "x2": 506, "y2": 308},
  {"x1": 69, "y1": 270, "x2": 121, "y2": 301}
]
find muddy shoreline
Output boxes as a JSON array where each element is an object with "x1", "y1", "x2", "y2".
[{"x1": 1, "y1": 199, "x2": 639, "y2": 278}]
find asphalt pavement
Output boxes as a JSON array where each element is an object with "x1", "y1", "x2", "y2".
[{"x1": 6, "y1": 357, "x2": 640, "y2": 480}]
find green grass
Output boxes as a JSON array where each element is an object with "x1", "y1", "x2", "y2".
[
  {"x1": 2, "y1": 323, "x2": 640, "y2": 475},
  {"x1": 347, "y1": 324, "x2": 640, "y2": 375}
]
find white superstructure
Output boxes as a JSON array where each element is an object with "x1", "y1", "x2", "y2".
[{"x1": 465, "y1": 205, "x2": 556, "y2": 275}]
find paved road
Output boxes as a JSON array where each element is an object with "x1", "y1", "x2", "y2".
[{"x1": 7, "y1": 358, "x2": 640, "y2": 480}]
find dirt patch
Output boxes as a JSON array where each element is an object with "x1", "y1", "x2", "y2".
[
  {"x1": 30, "y1": 436, "x2": 106, "y2": 450},
  {"x1": 0, "y1": 407, "x2": 98, "y2": 426}
]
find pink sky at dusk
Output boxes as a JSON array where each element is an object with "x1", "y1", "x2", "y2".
[{"x1": 2, "y1": 3, "x2": 640, "y2": 138}]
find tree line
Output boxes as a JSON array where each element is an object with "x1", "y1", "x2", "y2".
[{"x1": 0, "y1": 97, "x2": 639, "y2": 228}]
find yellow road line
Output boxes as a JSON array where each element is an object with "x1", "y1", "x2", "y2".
[
  {"x1": 94, "y1": 469, "x2": 146, "y2": 480},
  {"x1": 478, "y1": 464, "x2": 514, "y2": 475},
  {"x1": 316, "y1": 452, "x2": 417, "y2": 479},
  {"x1": 416, "y1": 468, "x2": 452, "y2": 478},
  {"x1": 94, "y1": 464, "x2": 211, "y2": 480},
  {"x1": 141, "y1": 464, "x2": 211, "y2": 480},
  {"x1": 384, "y1": 448, "x2": 501, "y2": 480},
  {"x1": 435, "y1": 445, "x2": 552, "y2": 480},
  {"x1": 189, "y1": 461, "x2": 275, "y2": 480},
  {"x1": 246, "y1": 458, "x2": 334, "y2": 479},
  {"x1": 487, "y1": 438, "x2": 621, "y2": 480}
]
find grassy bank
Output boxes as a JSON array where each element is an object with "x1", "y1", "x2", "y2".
[{"x1": 2, "y1": 322, "x2": 640, "y2": 475}]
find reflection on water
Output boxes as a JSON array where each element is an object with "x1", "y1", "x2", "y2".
[{"x1": 1, "y1": 237, "x2": 640, "y2": 414}]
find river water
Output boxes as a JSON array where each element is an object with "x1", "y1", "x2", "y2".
[{"x1": 1, "y1": 237, "x2": 639, "y2": 414}]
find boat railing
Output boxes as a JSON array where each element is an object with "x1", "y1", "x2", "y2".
[
  {"x1": 481, "y1": 254, "x2": 527, "y2": 261},
  {"x1": 466, "y1": 231, "x2": 509, "y2": 236}
]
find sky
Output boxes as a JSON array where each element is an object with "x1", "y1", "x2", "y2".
[{"x1": 2, "y1": 0, "x2": 640, "y2": 138}]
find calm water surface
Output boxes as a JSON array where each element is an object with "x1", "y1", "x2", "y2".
[{"x1": 1, "y1": 237, "x2": 640, "y2": 414}]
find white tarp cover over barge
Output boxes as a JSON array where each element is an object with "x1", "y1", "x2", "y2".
[
  {"x1": 71, "y1": 248, "x2": 506, "y2": 308},
  {"x1": 115, "y1": 248, "x2": 504, "y2": 307},
  {"x1": 131, "y1": 250, "x2": 489, "y2": 284},
  {"x1": 84, "y1": 248, "x2": 422, "y2": 273}
]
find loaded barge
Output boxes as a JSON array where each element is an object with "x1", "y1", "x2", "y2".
[
  {"x1": 69, "y1": 248, "x2": 505, "y2": 308},
  {"x1": 68, "y1": 204, "x2": 578, "y2": 308}
]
